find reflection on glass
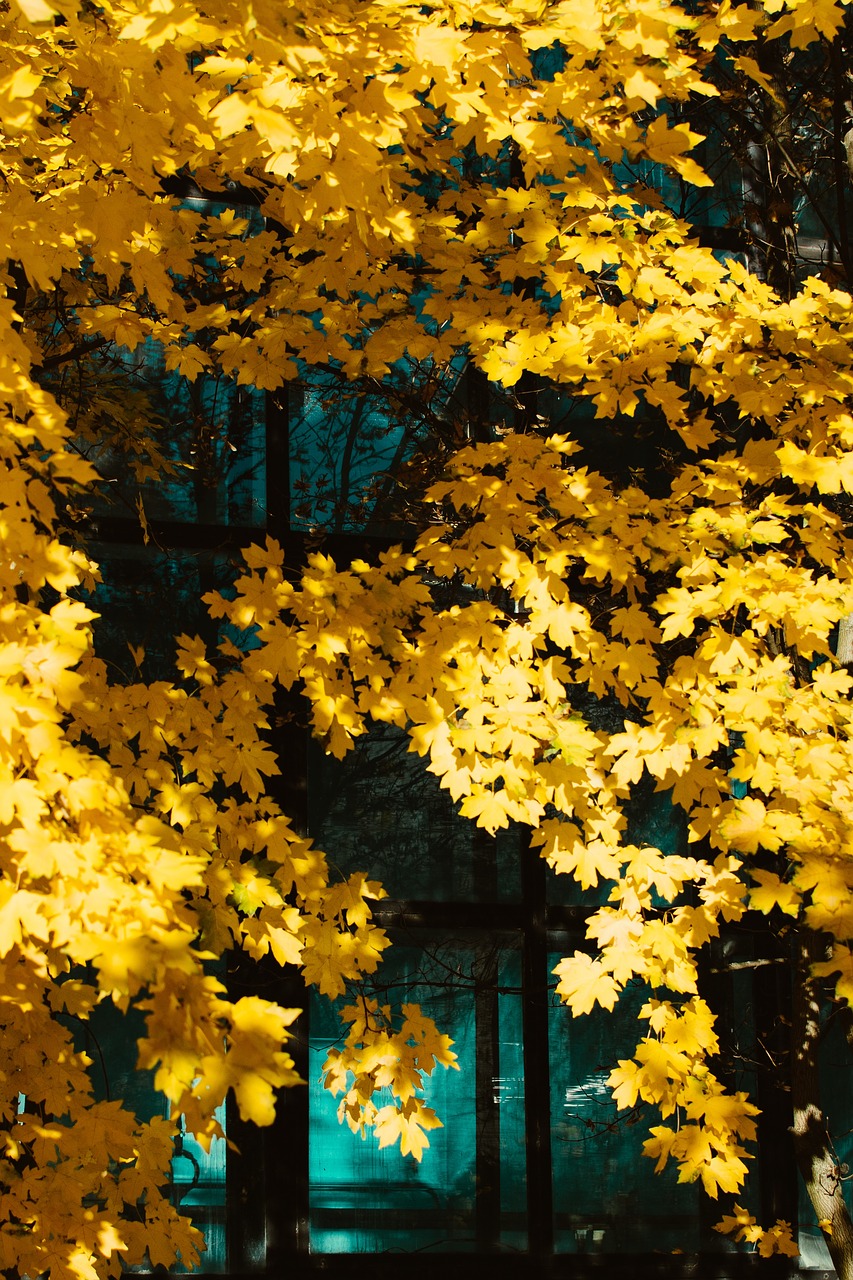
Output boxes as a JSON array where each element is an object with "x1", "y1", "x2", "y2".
[
  {"x1": 73, "y1": 345, "x2": 266, "y2": 528},
  {"x1": 171, "y1": 1119, "x2": 228, "y2": 1273},
  {"x1": 308, "y1": 728, "x2": 521, "y2": 902},
  {"x1": 548, "y1": 973, "x2": 706, "y2": 1253},
  {"x1": 495, "y1": 949, "x2": 526, "y2": 1250},
  {"x1": 308, "y1": 939, "x2": 526, "y2": 1252},
  {"x1": 287, "y1": 356, "x2": 465, "y2": 536}
]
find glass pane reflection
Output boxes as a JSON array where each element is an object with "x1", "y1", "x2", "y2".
[
  {"x1": 308, "y1": 728, "x2": 521, "y2": 903},
  {"x1": 308, "y1": 938, "x2": 526, "y2": 1252},
  {"x1": 548, "y1": 971, "x2": 705, "y2": 1254}
]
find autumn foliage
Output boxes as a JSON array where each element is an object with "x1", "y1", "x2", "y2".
[{"x1": 4, "y1": 0, "x2": 853, "y2": 1273}]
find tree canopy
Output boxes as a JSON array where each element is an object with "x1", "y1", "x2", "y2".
[{"x1": 5, "y1": 0, "x2": 853, "y2": 1273}]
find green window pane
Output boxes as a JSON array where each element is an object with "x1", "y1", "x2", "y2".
[
  {"x1": 170, "y1": 1122, "x2": 228, "y2": 1273},
  {"x1": 76, "y1": 354, "x2": 266, "y2": 528},
  {"x1": 495, "y1": 948, "x2": 527, "y2": 1249},
  {"x1": 548, "y1": 969, "x2": 706, "y2": 1253},
  {"x1": 287, "y1": 358, "x2": 466, "y2": 536},
  {"x1": 308, "y1": 937, "x2": 526, "y2": 1252},
  {"x1": 308, "y1": 729, "x2": 521, "y2": 903}
]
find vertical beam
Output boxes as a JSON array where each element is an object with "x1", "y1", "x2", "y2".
[
  {"x1": 226, "y1": 384, "x2": 312, "y2": 1268},
  {"x1": 472, "y1": 827, "x2": 498, "y2": 905},
  {"x1": 263, "y1": 684, "x2": 312, "y2": 1266},
  {"x1": 265, "y1": 388, "x2": 291, "y2": 530},
  {"x1": 225, "y1": 692, "x2": 311, "y2": 1269},
  {"x1": 264, "y1": 965, "x2": 311, "y2": 1266}
]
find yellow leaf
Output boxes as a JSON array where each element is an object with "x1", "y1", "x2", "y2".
[
  {"x1": 714, "y1": 1204, "x2": 758, "y2": 1238},
  {"x1": 373, "y1": 1101, "x2": 442, "y2": 1161},
  {"x1": 12, "y1": 0, "x2": 55, "y2": 20},
  {"x1": 554, "y1": 952, "x2": 621, "y2": 1015},
  {"x1": 749, "y1": 870, "x2": 800, "y2": 916}
]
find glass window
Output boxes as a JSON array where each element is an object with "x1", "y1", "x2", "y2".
[
  {"x1": 287, "y1": 356, "x2": 467, "y2": 536},
  {"x1": 308, "y1": 728, "x2": 522, "y2": 903},
  {"x1": 548, "y1": 966, "x2": 706, "y2": 1254},
  {"x1": 79, "y1": 354, "x2": 267, "y2": 528},
  {"x1": 308, "y1": 936, "x2": 526, "y2": 1253},
  {"x1": 54, "y1": 335, "x2": 267, "y2": 529}
]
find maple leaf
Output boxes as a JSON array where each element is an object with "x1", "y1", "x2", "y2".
[
  {"x1": 700, "y1": 1152, "x2": 752, "y2": 1198},
  {"x1": 457, "y1": 786, "x2": 514, "y2": 833},
  {"x1": 373, "y1": 1101, "x2": 443, "y2": 1161},
  {"x1": 553, "y1": 952, "x2": 621, "y2": 1015},
  {"x1": 714, "y1": 1203, "x2": 759, "y2": 1239},
  {"x1": 757, "y1": 1221, "x2": 799, "y2": 1257},
  {"x1": 749, "y1": 869, "x2": 800, "y2": 917}
]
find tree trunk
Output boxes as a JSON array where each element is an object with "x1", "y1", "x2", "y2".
[
  {"x1": 791, "y1": 929, "x2": 853, "y2": 1279},
  {"x1": 836, "y1": 614, "x2": 853, "y2": 665}
]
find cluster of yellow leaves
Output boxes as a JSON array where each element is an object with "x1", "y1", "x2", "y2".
[
  {"x1": 3, "y1": 0, "x2": 853, "y2": 1265},
  {"x1": 322, "y1": 1000, "x2": 458, "y2": 1161},
  {"x1": 611, "y1": 998, "x2": 759, "y2": 1199},
  {"x1": 0, "y1": 293, "x2": 424, "y2": 1280},
  {"x1": 0, "y1": 0, "x2": 842, "y2": 418},
  {"x1": 1, "y1": 382, "x2": 443, "y2": 1273},
  {"x1": 211, "y1": 408, "x2": 853, "y2": 1215},
  {"x1": 714, "y1": 1204, "x2": 799, "y2": 1258},
  {"x1": 1, "y1": 378, "x2": 215, "y2": 1270}
]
